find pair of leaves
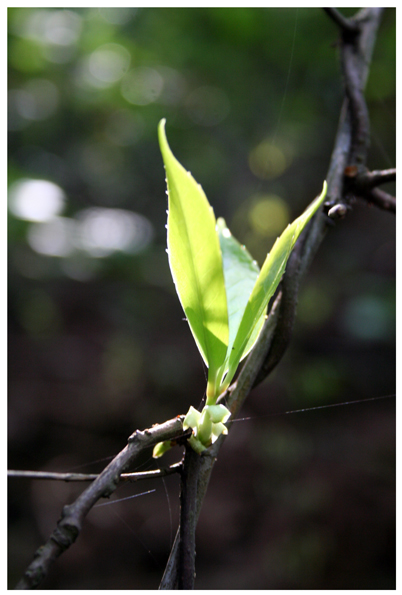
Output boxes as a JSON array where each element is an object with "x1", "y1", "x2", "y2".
[{"x1": 158, "y1": 119, "x2": 327, "y2": 403}]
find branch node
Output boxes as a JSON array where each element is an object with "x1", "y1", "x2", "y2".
[
  {"x1": 324, "y1": 8, "x2": 360, "y2": 35},
  {"x1": 327, "y1": 203, "x2": 349, "y2": 219},
  {"x1": 51, "y1": 524, "x2": 79, "y2": 551}
]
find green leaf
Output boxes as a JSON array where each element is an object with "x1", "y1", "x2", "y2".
[
  {"x1": 158, "y1": 119, "x2": 229, "y2": 399},
  {"x1": 221, "y1": 181, "x2": 328, "y2": 391},
  {"x1": 216, "y1": 218, "x2": 266, "y2": 381}
]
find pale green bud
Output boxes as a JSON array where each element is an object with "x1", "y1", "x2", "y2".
[
  {"x1": 183, "y1": 405, "x2": 201, "y2": 431},
  {"x1": 184, "y1": 402, "x2": 231, "y2": 454},
  {"x1": 197, "y1": 408, "x2": 213, "y2": 444},
  {"x1": 152, "y1": 440, "x2": 173, "y2": 458},
  {"x1": 211, "y1": 422, "x2": 229, "y2": 443},
  {"x1": 188, "y1": 434, "x2": 207, "y2": 453},
  {"x1": 205, "y1": 404, "x2": 231, "y2": 424}
]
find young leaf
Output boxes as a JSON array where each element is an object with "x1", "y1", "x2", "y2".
[
  {"x1": 221, "y1": 181, "x2": 328, "y2": 391},
  {"x1": 216, "y1": 218, "x2": 266, "y2": 382},
  {"x1": 158, "y1": 119, "x2": 229, "y2": 398}
]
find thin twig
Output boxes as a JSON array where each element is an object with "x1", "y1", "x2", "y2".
[
  {"x1": 343, "y1": 167, "x2": 396, "y2": 212},
  {"x1": 344, "y1": 166, "x2": 396, "y2": 189},
  {"x1": 342, "y1": 42, "x2": 370, "y2": 166},
  {"x1": 8, "y1": 464, "x2": 182, "y2": 483},
  {"x1": 359, "y1": 168, "x2": 396, "y2": 188},
  {"x1": 361, "y1": 187, "x2": 396, "y2": 213}
]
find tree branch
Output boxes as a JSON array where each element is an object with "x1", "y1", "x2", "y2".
[
  {"x1": 343, "y1": 166, "x2": 396, "y2": 212},
  {"x1": 356, "y1": 168, "x2": 396, "y2": 189},
  {"x1": 323, "y1": 7, "x2": 384, "y2": 215},
  {"x1": 360, "y1": 187, "x2": 396, "y2": 213},
  {"x1": 253, "y1": 7, "x2": 386, "y2": 388},
  {"x1": 341, "y1": 9, "x2": 383, "y2": 167},
  {"x1": 178, "y1": 447, "x2": 201, "y2": 589},
  {"x1": 8, "y1": 464, "x2": 182, "y2": 484},
  {"x1": 15, "y1": 416, "x2": 186, "y2": 590}
]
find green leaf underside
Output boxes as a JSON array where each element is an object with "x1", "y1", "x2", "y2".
[
  {"x1": 222, "y1": 181, "x2": 328, "y2": 390},
  {"x1": 158, "y1": 120, "x2": 229, "y2": 388},
  {"x1": 216, "y1": 218, "x2": 266, "y2": 376}
]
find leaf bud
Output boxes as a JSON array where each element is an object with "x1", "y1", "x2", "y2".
[
  {"x1": 183, "y1": 405, "x2": 201, "y2": 431},
  {"x1": 152, "y1": 441, "x2": 173, "y2": 458},
  {"x1": 211, "y1": 422, "x2": 229, "y2": 442},
  {"x1": 205, "y1": 404, "x2": 231, "y2": 424},
  {"x1": 197, "y1": 408, "x2": 213, "y2": 444},
  {"x1": 188, "y1": 434, "x2": 207, "y2": 453}
]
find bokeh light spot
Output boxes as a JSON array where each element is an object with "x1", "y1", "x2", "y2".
[
  {"x1": 9, "y1": 179, "x2": 66, "y2": 222},
  {"x1": 248, "y1": 194, "x2": 290, "y2": 237},
  {"x1": 249, "y1": 140, "x2": 288, "y2": 180},
  {"x1": 75, "y1": 208, "x2": 153, "y2": 257},
  {"x1": 88, "y1": 43, "x2": 131, "y2": 88},
  {"x1": 27, "y1": 217, "x2": 76, "y2": 257},
  {"x1": 43, "y1": 10, "x2": 82, "y2": 46}
]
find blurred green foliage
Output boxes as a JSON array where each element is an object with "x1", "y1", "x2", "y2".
[{"x1": 8, "y1": 8, "x2": 395, "y2": 590}]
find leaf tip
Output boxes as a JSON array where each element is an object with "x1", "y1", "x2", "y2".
[{"x1": 158, "y1": 118, "x2": 168, "y2": 154}]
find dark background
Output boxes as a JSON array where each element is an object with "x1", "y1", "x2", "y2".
[{"x1": 8, "y1": 8, "x2": 395, "y2": 589}]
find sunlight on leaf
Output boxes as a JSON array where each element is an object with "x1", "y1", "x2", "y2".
[
  {"x1": 216, "y1": 217, "x2": 266, "y2": 381},
  {"x1": 158, "y1": 119, "x2": 229, "y2": 399},
  {"x1": 221, "y1": 181, "x2": 327, "y2": 392},
  {"x1": 159, "y1": 119, "x2": 326, "y2": 405}
]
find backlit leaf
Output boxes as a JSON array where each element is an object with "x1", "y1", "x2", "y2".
[
  {"x1": 216, "y1": 217, "x2": 266, "y2": 381},
  {"x1": 220, "y1": 181, "x2": 327, "y2": 391},
  {"x1": 158, "y1": 119, "x2": 229, "y2": 398}
]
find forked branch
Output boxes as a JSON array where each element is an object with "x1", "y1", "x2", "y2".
[{"x1": 15, "y1": 417, "x2": 187, "y2": 590}]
